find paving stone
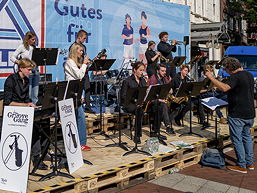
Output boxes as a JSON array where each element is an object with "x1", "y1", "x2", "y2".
[
  {"x1": 197, "y1": 186, "x2": 225, "y2": 193},
  {"x1": 226, "y1": 186, "x2": 256, "y2": 193},
  {"x1": 202, "y1": 181, "x2": 230, "y2": 192},
  {"x1": 150, "y1": 173, "x2": 186, "y2": 187}
]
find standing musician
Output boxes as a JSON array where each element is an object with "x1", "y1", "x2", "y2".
[
  {"x1": 11, "y1": 31, "x2": 39, "y2": 105},
  {"x1": 157, "y1": 32, "x2": 177, "y2": 78},
  {"x1": 145, "y1": 40, "x2": 161, "y2": 78},
  {"x1": 148, "y1": 64, "x2": 176, "y2": 138},
  {"x1": 3, "y1": 58, "x2": 48, "y2": 170},
  {"x1": 120, "y1": 61, "x2": 146, "y2": 144},
  {"x1": 171, "y1": 64, "x2": 209, "y2": 129},
  {"x1": 205, "y1": 57, "x2": 255, "y2": 173},
  {"x1": 64, "y1": 43, "x2": 91, "y2": 151},
  {"x1": 69, "y1": 30, "x2": 93, "y2": 113}
]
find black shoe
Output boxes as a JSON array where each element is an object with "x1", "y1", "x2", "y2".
[
  {"x1": 158, "y1": 134, "x2": 167, "y2": 140},
  {"x1": 166, "y1": 127, "x2": 176, "y2": 136},
  {"x1": 174, "y1": 117, "x2": 182, "y2": 126},
  {"x1": 33, "y1": 156, "x2": 48, "y2": 170},
  {"x1": 133, "y1": 137, "x2": 141, "y2": 144},
  {"x1": 150, "y1": 132, "x2": 158, "y2": 138},
  {"x1": 158, "y1": 138, "x2": 167, "y2": 146},
  {"x1": 201, "y1": 121, "x2": 210, "y2": 130}
]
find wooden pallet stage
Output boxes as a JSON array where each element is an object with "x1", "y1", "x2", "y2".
[{"x1": 2, "y1": 111, "x2": 256, "y2": 193}]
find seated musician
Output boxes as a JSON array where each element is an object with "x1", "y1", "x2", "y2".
[
  {"x1": 145, "y1": 40, "x2": 160, "y2": 78},
  {"x1": 120, "y1": 61, "x2": 146, "y2": 144},
  {"x1": 199, "y1": 64, "x2": 227, "y2": 124},
  {"x1": 148, "y1": 64, "x2": 176, "y2": 138},
  {"x1": 171, "y1": 64, "x2": 209, "y2": 129},
  {"x1": 3, "y1": 58, "x2": 48, "y2": 170}
]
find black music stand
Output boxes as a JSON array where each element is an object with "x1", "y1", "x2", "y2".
[
  {"x1": 170, "y1": 56, "x2": 186, "y2": 67},
  {"x1": 39, "y1": 81, "x2": 74, "y2": 181},
  {"x1": 144, "y1": 84, "x2": 172, "y2": 146},
  {"x1": 32, "y1": 48, "x2": 58, "y2": 84},
  {"x1": 176, "y1": 81, "x2": 205, "y2": 138},
  {"x1": 88, "y1": 59, "x2": 115, "y2": 139},
  {"x1": 123, "y1": 87, "x2": 151, "y2": 157},
  {"x1": 65, "y1": 80, "x2": 93, "y2": 165},
  {"x1": 201, "y1": 97, "x2": 228, "y2": 148}
]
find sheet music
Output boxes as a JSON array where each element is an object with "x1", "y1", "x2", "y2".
[{"x1": 201, "y1": 97, "x2": 228, "y2": 111}]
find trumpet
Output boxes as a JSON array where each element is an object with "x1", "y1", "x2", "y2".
[
  {"x1": 154, "y1": 51, "x2": 170, "y2": 63},
  {"x1": 168, "y1": 40, "x2": 185, "y2": 45}
]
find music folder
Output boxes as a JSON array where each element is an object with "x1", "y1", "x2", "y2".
[
  {"x1": 32, "y1": 48, "x2": 58, "y2": 66},
  {"x1": 124, "y1": 87, "x2": 148, "y2": 108},
  {"x1": 144, "y1": 83, "x2": 172, "y2": 102},
  {"x1": 87, "y1": 59, "x2": 116, "y2": 72},
  {"x1": 176, "y1": 81, "x2": 205, "y2": 98}
]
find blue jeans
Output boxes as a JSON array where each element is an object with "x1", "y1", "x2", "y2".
[
  {"x1": 76, "y1": 106, "x2": 87, "y2": 145},
  {"x1": 29, "y1": 72, "x2": 39, "y2": 105},
  {"x1": 228, "y1": 117, "x2": 254, "y2": 168}
]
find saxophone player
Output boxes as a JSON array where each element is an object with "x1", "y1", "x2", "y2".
[{"x1": 148, "y1": 64, "x2": 176, "y2": 139}]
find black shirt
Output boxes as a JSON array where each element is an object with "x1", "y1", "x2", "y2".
[
  {"x1": 4, "y1": 73, "x2": 31, "y2": 106},
  {"x1": 145, "y1": 49, "x2": 158, "y2": 66},
  {"x1": 157, "y1": 41, "x2": 176, "y2": 61},
  {"x1": 226, "y1": 70, "x2": 255, "y2": 119},
  {"x1": 171, "y1": 72, "x2": 189, "y2": 92},
  {"x1": 120, "y1": 74, "x2": 147, "y2": 112}
]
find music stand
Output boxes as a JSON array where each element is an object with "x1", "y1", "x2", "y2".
[
  {"x1": 176, "y1": 81, "x2": 205, "y2": 137},
  {"x1": 88, "y1": 59, "x2": 115, "y2": 139},
  {"x1": 170, "y1": 56, "x2": 186, "y2": 67},
  {"x1": 123, "y1": 87, "x2": 151, "y2": 157},
  {"x1": 201, "y1": 97, "x2": 228, "y2": 148},
  {"x1": 39, "y1": 81, "x2": 74, "y2": 181},
  {"x1": 65, "y1": 80, "x2": 93, "y2": 165},
  {"x1": 32, "y1": 48, "x2": 58, "y2": 84},
  {"x1": 143, "y1": 84, "x2": 172, "y2": 145}
]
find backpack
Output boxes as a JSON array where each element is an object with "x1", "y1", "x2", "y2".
[{"x1": 200, "y1": 149, "x2": 225, "y2": 168}]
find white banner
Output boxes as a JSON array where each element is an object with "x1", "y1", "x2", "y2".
[
  {"x1": 58, "y1": 98, "x2": 83, "y2": 174},
  {"x1": 0, "y1": 106, "x2": 34, "y2": 193}
]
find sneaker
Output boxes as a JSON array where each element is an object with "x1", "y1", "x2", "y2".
[
  {"x1": 219, "y1": 117, "x2": 227, "y2": 124},
  {"x1": 227, "y1": 165, "x2": 247, "y2": 173},
  {"x1": 246, "y1": 164, "x2": 255, "y2": 170},
  {"x1": 166, "y1": 127, "x2": 176, "y2": 136},
  {"x1": 81, "y1": 145, "x2": 91, "y2": 151}
]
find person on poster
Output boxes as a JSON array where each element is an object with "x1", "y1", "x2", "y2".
[
  {"x1": 10, "y1": 31, "x2": 39, "y2": 105},
  {"x1": 121, "y1": 14, "x2": 135, "y2": 60},
  {"x1": 65, "y1": 43, "x2": 91, "y2": 151},
  {"x1": 138, "y1": 11, "x2": 150, "y2": 64},
  {"x1": 3, "y1": 58, "x2": 48, "y2": 170},
  {"x1": 205, "y1": 57, "x2": 255, "y2": 173}
]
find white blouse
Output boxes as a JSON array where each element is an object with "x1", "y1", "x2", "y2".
[
  {"x1": 10, "y1": 44, "x2": 34, "y2": 63},
  {"x1": 64, "y1": 58, "x2": 87, "y2": 81}
]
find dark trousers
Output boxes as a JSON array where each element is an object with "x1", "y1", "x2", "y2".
[
  {"x1": 165, "y1": 63, "x2": 176, "y2": 79},
  {"x1": 151, "y1": 102, "x2": 171, "y2": 133},
  {"x1": 124, "y1": 106, "x2": 143, "y2": 137},
  {"x1": 175, "y1": 97, "x2": 205, "y2": 122},
  {"x1": 83, "y1": 73, "x2": 91, "y2": 108}
]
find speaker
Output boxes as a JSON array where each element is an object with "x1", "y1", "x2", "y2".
[{"x1": 184, "y1": 36, "x2": 189, "y2": 45}]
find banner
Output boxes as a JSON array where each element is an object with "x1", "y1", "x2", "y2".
[
  {"x1": 58, "y1": 98, "x2": 83, "y2": 174},
  {"x1": 0, "y1": 0, "x2": 190, "y2": 89},
  {"x1": 0, "y1": 106, "x2": 34, "y2": 193}
]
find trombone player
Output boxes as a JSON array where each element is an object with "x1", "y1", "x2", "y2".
[{"x1": 157, "y1": 31, "x2": 177, "y2": 78}]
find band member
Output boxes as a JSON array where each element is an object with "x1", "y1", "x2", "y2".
[
  {"x1": 157, "y1": 32, "x2": 177, "y2": 78},
  {"x1": 148, "y1": 64, "x2": 176, "y2": 138},
  {"x1": 205, "y1": 57, "x2": 255, "y2": 173},
  {"x1": 145, "y1": 40, "x2": 161, "y2": 78},
  {"x1": 139, "y1": 11, "x2": 150, "y2": 63},
  {"x1": 200, "y1": 64, "x2": 227, "y2": 124},
  {"x1": 122, "y1": 14, "x2": 134, "y2": 59},
  {"x1": 69, "y1": 30, "x2": 93, "y2": 113},
  {"x1": 171, "y1": 64, "x2": 209, "y2": 128},
  {"x1": 4, "y1": 58, "x2": 47, "y2": 170},
  {"x1": 65, "y1": 43, "x2": 91, "y2": 151},
  {"x1": 120, "y1": 61, "x2": 146, "y2": 144},
  {"x1": 11, "y1": 31, "x2": 39, "y2": 105}
]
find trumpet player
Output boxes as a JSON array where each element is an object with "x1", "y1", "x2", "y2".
[
  {"x1": 145, "y1": 40, "x2": 160, "y2": 78},
  {"x1": 157, "y1": 31, "x2": 177, "y2": 78}
]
